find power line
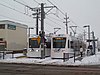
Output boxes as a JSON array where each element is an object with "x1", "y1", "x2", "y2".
[
  {"x1": 39, "y1": 19, "x2": 58, "y2": 33},
  {"x1": 0, "y1": 14, "x2": 34, "y2": 25},
  {"x1": 47, "y1": 0, "x2": 65, "y2": 16},
  {"x1": 69, "y1": 18, "x2": 85, "y2": 32},
  {"x1": 50, "y1": 0, "x2": 65, "y2": 13},
  {"x1": 69, "y1": 18, "x2": 77, "y2": 25},
  {"x1": 14, "y1": 0, "x2": 33, "y2": 9},
  {"x1": 46, "y1": 15, "x2": 63, "y2": 22},
  {"x1": 39, "y1": 18, "x2": 65, "y2": 33},
  {"x1": 45, "y1": 21, "x2": 54, "y2": 28},
  {"x1": 47, "y1": 0, "x2": 81, "y2": 32},
  {"x1": 0, "y1": 2, "x2": 33, "y2": 18},
  {"x1": 33, "y1": 0, "x2": 40, "y2": 4},
  {"x1": 51, "y1": 13, "x2": 64, "y2": 21},
  {"x1": 38, "y1": 25, "x2": 51, "y2": 33},
  {"x1": 0, "y1": 2, "x2": 23, "y2": 14},
  {"x1": 47, "y1": 0, "x2": 82, "y2": 33},
  {"x1": 46, "y1": 17, "x2": 65, "y2": 29}
]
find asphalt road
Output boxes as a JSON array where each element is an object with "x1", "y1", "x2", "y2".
[{"x1": 0, "y1": 63, "x2": 100, "y2": 75}]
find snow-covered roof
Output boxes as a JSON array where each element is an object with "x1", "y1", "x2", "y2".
[{"x1": 0, "y1": 20, "x2": 28, "y2": 29}]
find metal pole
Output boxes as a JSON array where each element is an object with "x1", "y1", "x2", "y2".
[
  {"x1": 41, "y1": 3, "x2": 45, "y2": 59},
  {"x1": 29, "y1": 28, "x2": 30, "y2": 37},
  {"x1": 36, "y1": 9, "x2": 39, "y2": 35},
  {"x1": 92, "y1": 31, "x2": 96, "y2": 55},
  {"x1": 74, "y1": 51, "x2": 75, "y2": 63},
  {"x1": 65, "y1": 13, "x2": 68, "y2": 34},
  {"x1": 41, "y1": 3, "x2": 44, "y2": 33},
  {"x1": 88, "y1": 25, "x2": 90, "y2": 46}
]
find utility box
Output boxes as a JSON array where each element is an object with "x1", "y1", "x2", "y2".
[{"x1": 0, "y1": 20, "x2": 28, "y2": 51}]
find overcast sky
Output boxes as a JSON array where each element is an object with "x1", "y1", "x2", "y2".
[{"x1": 0, "y1": 0, "x2": 100, "y2": 39}]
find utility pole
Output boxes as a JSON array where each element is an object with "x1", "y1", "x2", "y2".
[
  {"x1": 33, "y1": 9, "x2": 40, "y2": 35},
  {"x1": 40, "y1": 3, "x2": 45, "y2": 59},
  {"x1": 14, "y1": 0, "x2": 56, "y2": 59},
  {"x1": 40, "y1": 3, "x2": 57, "y2": 59},
  {"x1": 41, "y1": 3, "x2": 44, "y2": 33},
  {"x1": 36, "y1": 9, "x2": 39, "y2": 35},
  {"x1": 64, "y1": 13, "x2": 69, "y2": 34}
]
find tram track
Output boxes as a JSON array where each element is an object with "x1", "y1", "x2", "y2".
[{"x1": 0, "y1": 63, "x2": 100, "y2": 75}]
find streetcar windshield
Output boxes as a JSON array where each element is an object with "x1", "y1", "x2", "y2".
[
  {"x1": 29, "y1": 38, "x2": 40, "y2": 48},
  {"x1": 53, "y1": 37, "x2": 66, "y2": 48}
]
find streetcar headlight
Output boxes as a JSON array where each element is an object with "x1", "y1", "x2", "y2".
[
  {"x1": 29, "y1": 49, "x2": 32, "y2": 51},
  {"x1": 36, "y1": 50, "x2": 39, "y2": 52}
]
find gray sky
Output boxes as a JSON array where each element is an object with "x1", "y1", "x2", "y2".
[{"x1": 0, "y1": 0, "x2": 100, "y2": 39}]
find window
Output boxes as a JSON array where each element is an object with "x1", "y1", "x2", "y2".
[
  {"x1": 29, "y1": 38, "x2": 40, "y2": 48},
  {"x1": 53, "y1": 37, "x2": 66, "y2": 48},
  {"x1": 8, "y1": 24, "x2": 16, "y2": 30},
  {"x1": 0, "y1": 24, "x2": 5, "y2": 29}
]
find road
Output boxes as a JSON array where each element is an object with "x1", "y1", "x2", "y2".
[{"x1": 0, "y1": 63, "x2": 100, "y2": 75}]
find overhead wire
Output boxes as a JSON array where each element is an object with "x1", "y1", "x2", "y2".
[
  {"x1": 38, "y1": 18, "x2": 53, "y2": 33},
  {"x1": 37, "y1": 24, "x2": 51, "y2": 33},
  {"x1": 0, "y1": 2, "x2": 33, "y2": 18},
  {"x1": 0, "y1": 14, "x2": 34, "y2": 25},
  {"x1": 1, "y1": 0, "x2": 84, "y2": 35},
  {"x1": 46, "y1": 17, "x2": 65, "y2": 29},
  {"x1": 46, "y1": 15, "x2": 63, "y2": 22},
  {"x1": 32, "y1": 0, "x2": 65, "y2": 33},
  {"x1": 47, "y1": 0, "x2": 65, "y2": 16},
  {"x1": 47, "y1": 0, "x2": 86, "y2": 35},
  {"x1": 33, "y1": 0, "x2": 40, "y2": 4}
]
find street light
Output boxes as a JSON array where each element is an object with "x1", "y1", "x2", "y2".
[
  {"x1": 54, "y1": 28, "x2": 61, "y2": 34},
  {"x1": 28, "y1": 27, "x2": 34, "y2": 37}
]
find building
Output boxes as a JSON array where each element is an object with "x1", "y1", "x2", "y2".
[{"x1": 0, "y1": 20, "x2": 28, "y2": 51}]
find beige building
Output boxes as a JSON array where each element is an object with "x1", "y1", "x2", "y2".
[{"x1": 0, "y1": 20, "x2": 28, "y2": 51}]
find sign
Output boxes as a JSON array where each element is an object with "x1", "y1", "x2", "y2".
[{"x1": 31, "y1": 36, "x2": 41, "y2": 44}]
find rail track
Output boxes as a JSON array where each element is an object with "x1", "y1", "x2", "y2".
[{"x1": 0, "y1": 63, "x2": 100, "y2": 75}]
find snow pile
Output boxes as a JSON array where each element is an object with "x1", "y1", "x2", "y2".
[
  {"x1": 0, "y1": 52, "x2": 100, "y2": 65},
  {"x1": 81, "y1": 54, "x2": 100, "y2": 65}
]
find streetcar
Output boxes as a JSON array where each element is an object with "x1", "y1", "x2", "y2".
[
  {"x1": 51, "y1": 34, "x2": 86, "y2": 59},
  {"x1": 27, "y1": 34, "x2": 51, "y2": 58}
]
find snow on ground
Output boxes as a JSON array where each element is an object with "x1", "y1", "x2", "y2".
[{"x1": 0, "y1": 52, "x2": 100, "y2": 65}]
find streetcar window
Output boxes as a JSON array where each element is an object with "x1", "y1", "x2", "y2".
[
  {"x1": 29, "y1": 38, "x2": 40, "y2": 48},
  {"x1": 53, "y1": 38, "x2": 66, "y2": 48}
]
